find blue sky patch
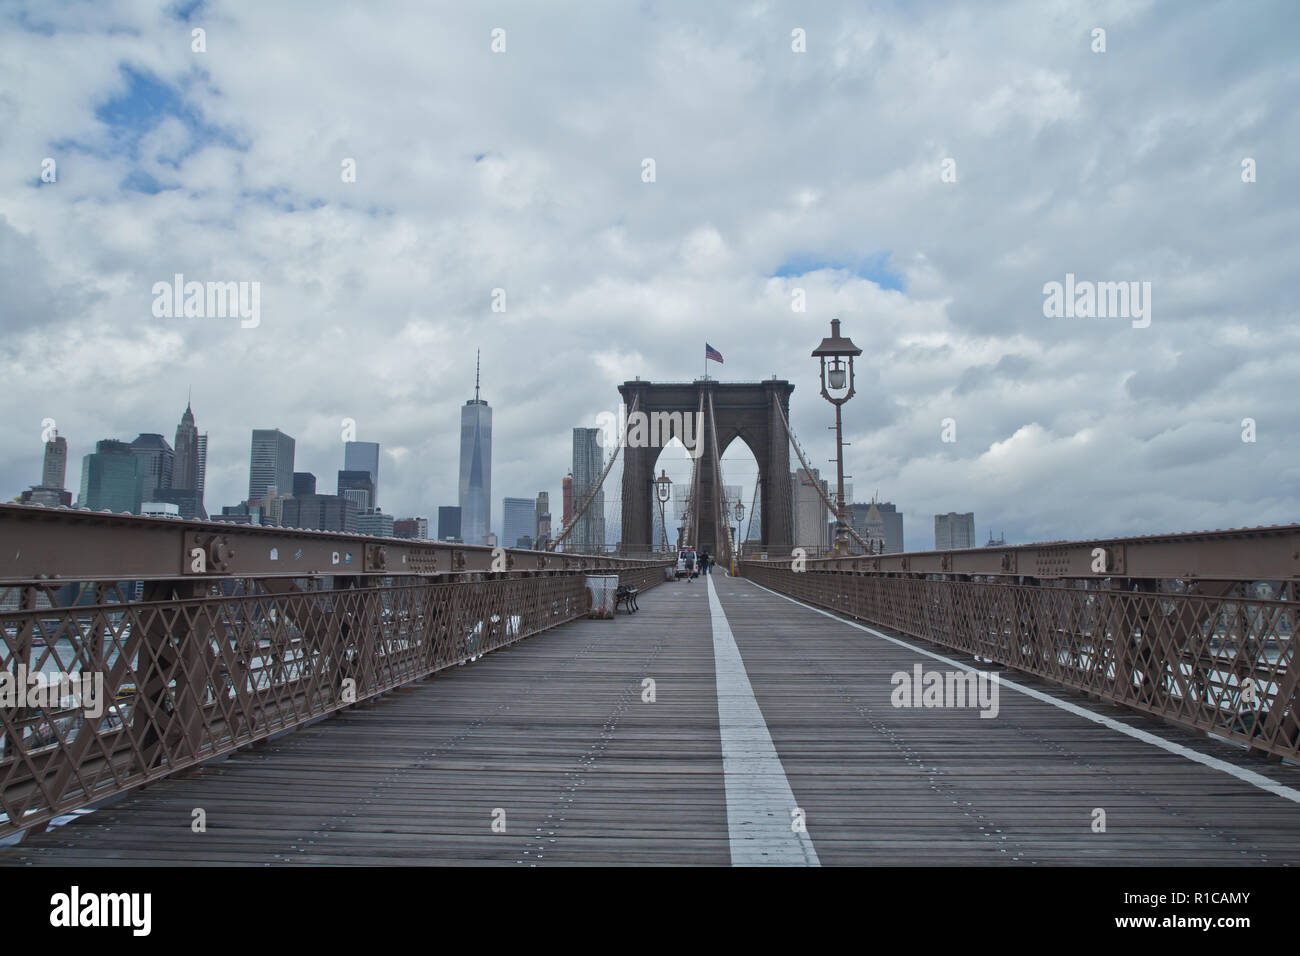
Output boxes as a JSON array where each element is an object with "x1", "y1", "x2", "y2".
[
  {"x1": 95, "y1": 66, "x2": 195, "y2": 159},
  {"x1": 771, "y1": 252, "x2": 905, "y2": 292},
  {"x1": 70, "y1": 64, "x2": 244, "y2": 192},
  {"x1": 170, "y1": 0, "x2": 206, "y2": 21}
]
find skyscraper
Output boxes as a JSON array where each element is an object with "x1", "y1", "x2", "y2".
[
  {"x1": 437, "y1": 505, "x2": 462, "y2": 542},
  {"x1": 249, "y1": 429, "x2": 295, "y2": 502},
  {"x1": 344, "y1": 441, "x2": 380, "y2": 508},
  {"x1": 337, "y1": 470, "x2": 374, "y2": 512},
  {"x1": 847, "y1": 499, "x2": 904, "y2": 554},
  {"x1": 129, "y1": 433, "x2": 174, "y2": 501},
  {"x1": 79, "y1": 440, "x2": 144, "y2": 514},
  {"x1": 791, "y1": 467, "x2": 831, "y2": 551},
  {"x1": 874, "y1": 501, "x2": 904, "y2": 553},
  {"x1": 195, "y1": 434, "x2": 208, "y2": 503},
  {"x1": 20, "y1": 431, "x2": 72, "y2": 507},
  {"x1": 293, "y1": 472, "x2": 317, "y2": 496},
  {"x1": 169, "y1": 400, "x2": 208, "y2": 519},
  {"x1": 42, "y1": 434, "x2": 67, "y2": 490},
  {"x1": 458, "y1": 352, "x2": 492, "y2": 546},
  {"x1": 173, "y1": 402, "x2": 199, "y2": 490},
  {"x1": 535, "y1": 492, "x2": 551, "y2": 549},
  {"x1": 261, "y1": 487, "x2": 290, "y2": 527},
  {"x1": 571, "y1": 428, "x2": 605, "y2": 552},
  {"x1": 934, "y1": 512, "x2": 976, "y2": 550},
  {"x1": 503, "y1": 497, "x2": 535, "y2": 549}
]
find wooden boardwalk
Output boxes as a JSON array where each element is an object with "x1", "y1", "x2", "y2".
[{"x1": 5, "y1": 572, "x2": 1300, "y2": 866}]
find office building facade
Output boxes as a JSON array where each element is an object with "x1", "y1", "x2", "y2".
[
  {"x1": 129, "y1": 433, "x2": 175, "y2": 501},
  {"x1": 571, "y1": 428, "x2": 605, "y2": 552},
  {"x1": 195, "y1": 434, "x2": 208, "y2": 502},
  {"x1": 42, "y1": 434, "x2": 68, "y2": 489},
  {"x1": 344, "y1": 441, "x2": 380, "y2": 508},
  {"x1": 393, "y1": 517, "x2": 429, "y2": 540},
  {"x1": 503, "y1": 497, "x2": 535, "y2": 549},
  {"x1": 535, "y1": 492, "x2": 551, "y2": 550},
  {"x1": 934, "y1": 512, "x2": 976, "y2": 550},
  {"x1": 149, "y1": 488, "x2": 203, "y2": 520},
  {"x1": 356, "y1": 509, "x2": 394, "y2": 537},
  {"x1": 281, "y1": 494, "x2": 358, "y2": 534},
  {"x1": 78, "y1": 440, "x2": 144, "y2": 514},
  {"x1": 437, "y1": 505, "x2": 462, "y2": 542},
  {"x1": 337, "y1": 470, "x2": 374, "y2": 513},
  {"x1": 21, "y1": 432, "x2": 73, "y2": 506},
  {"x1": 846, "y1": 500, "x2": 904, "y2": 554},
  {"x1": 791, "y1": 467, "x2": 831, "y2": 551},
  {"x1": 249, "y1": 429, "x2": 295, "y2": 502}
]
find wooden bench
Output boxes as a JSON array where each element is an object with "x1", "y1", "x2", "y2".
[{"x1": 616, "y1": 585, "x2": 640, "y2": 613}]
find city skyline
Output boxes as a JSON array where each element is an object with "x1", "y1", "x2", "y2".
[{"x1": 10, "y1": 397, "x2": 1108, "y2": 552}]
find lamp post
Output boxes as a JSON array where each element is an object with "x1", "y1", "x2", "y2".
[
  {"x1": 812, "y1": 317, "x2": 862, "y2": 553},
  {"x1": 654, "y1": 469, "x2": 672, "y2": 555},
  {"x1": 732, "y1": 500, "x2": 745, "y2": 573}
]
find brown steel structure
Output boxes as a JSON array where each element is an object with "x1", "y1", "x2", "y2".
[
  {"x1": 742, "y1": 524, "x2": 1300, "y2": 761},
  {"x1": 0, "y1": 504, "x2": 670, "y2": 837},
  {"x1": 619, "y1": 379, "x2": 795, "y2": 557}
]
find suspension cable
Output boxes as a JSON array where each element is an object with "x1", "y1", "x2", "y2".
[
  {"x1": 683, "y1": 389, "x2": 704, "y2": 551},
  {"x1": 742, "y1": 477, "x2": 760, "y2": 554},
  {"x1": 549, "y1": 394, "x2": 640, "y2": 552},
  {"x1": 771, "y1": 393, "x2": 873, "y2": 554},
  {"x1": 706, "y1": 390, "x2": 733, "y2": 567}
]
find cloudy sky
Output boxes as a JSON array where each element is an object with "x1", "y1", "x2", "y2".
[{"x1": 2, "y1": 0, "x2": 1297, "y2": 549}]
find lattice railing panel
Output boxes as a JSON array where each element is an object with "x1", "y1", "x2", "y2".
[{"x1": 1, "y1": 571, "x2": 651, "y2": 836}]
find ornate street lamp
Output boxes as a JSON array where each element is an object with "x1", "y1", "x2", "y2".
[
  {"x1": 812, "y1": 317, "x2": 862, "y2": 552},
  {"x1": 655, "y1": 469, "x2": 672, "y2": 555}
]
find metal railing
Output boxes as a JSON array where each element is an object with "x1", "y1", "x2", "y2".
[
  {"x1": 0, "y1": 504, "x2": 671, "y2": 837},
  {"x1": 741, "y1": 524, "x2": 1300, "y2": 762}
]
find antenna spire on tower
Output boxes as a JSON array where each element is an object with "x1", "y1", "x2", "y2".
[{"x1": 475, "y1": 349, "x2": 481, "y2": 402}]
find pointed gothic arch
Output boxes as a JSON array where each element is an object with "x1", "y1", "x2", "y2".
[{"x1": 618, "y1": 379, "x2": 793, "y2": 555}]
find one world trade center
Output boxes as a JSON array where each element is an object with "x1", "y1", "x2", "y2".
[{"x1": 459, "y1": 352, "x2": 492, "y2": 546}]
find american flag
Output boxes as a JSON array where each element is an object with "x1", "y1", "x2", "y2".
[{"x1": 705, "y1": 343, "x2": 723, "y2": 364}]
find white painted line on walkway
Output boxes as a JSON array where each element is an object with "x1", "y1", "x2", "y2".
[
  {"x1": 742, "y1": 577, "x2": 1300, "y2": 807},
  {"x1": 706, "y1": 574, "x2": 820, "y2": 866}
]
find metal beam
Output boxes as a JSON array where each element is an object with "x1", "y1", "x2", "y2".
[
  {"x1": 0, "y1": 504, "x2": 666, "y2": 585},
  {"x1": 774, "y1": 524, "x2": 1300, "y2": 582}
]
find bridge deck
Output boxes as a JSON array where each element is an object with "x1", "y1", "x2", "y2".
[{"x1": 5, "y1": 574, "x2": 1299, "y2": 866}]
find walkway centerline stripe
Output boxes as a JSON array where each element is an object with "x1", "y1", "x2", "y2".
[
  {"x1": 744, "y1": 577, "x2": 1300, "y2": 807},
  {"x1": 706, "y1": 574, "x2": 820, "y2": 866}
]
